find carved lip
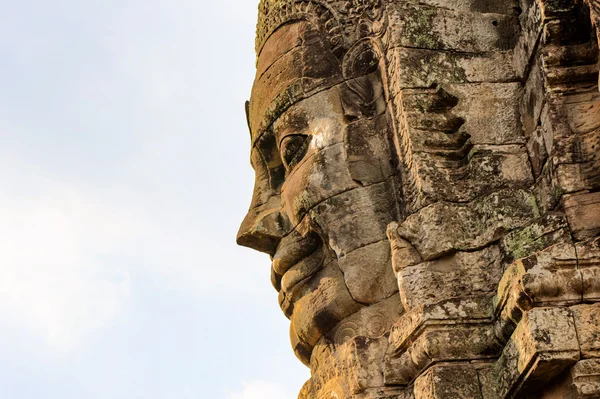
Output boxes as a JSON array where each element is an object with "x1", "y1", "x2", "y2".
[{"x1": 272, "y1": 232, "x2": 324, "y2": 316}]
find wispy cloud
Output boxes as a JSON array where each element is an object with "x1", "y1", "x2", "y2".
[
  {"x1": 0, "y1": 151, "x2": 266, "y2": 353},
  {"x1": 228, "y1": 380, "x2": 295, "y2": 399},
  {"x1": 0, "y1": 182, "x2": 133, "y2": 351}
]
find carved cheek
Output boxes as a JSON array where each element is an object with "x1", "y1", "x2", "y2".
[
  {"x1": 310, "y1": 118, "x2": 342, "y2": 150},
  {"x1": 281, "y1": 141, "x2": 357, "y2": 227}
]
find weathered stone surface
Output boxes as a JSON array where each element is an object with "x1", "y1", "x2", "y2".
[
  {"x1": 388, "y1": 47, "x2": 517, "y2": 90},
  {"x1": 388, "y1": 4, "x2": 516, "y2": 53},
  {"x1": 386, "y1": 323, "x2": 500, "y2": 385},
  {"x1": 289, "y1": 263, "x2": 363, "y2": 361},
  {"x1": 499, "y1": 212, "x2": 571, "y2": 263},
  {"x1": 388, "y1": 295, "x2": 494, "y2": 356},
  {"x1": 520, "y1": 54, "x2": 547, "y2": 139},
  {"x1": 306, "y1": 296, "x2": 407, "y2": 398},
  {"x1": 398, "y1": 246, "x2": 503, "y2": 310},
  {"x1": 402, "y1": 0, "x2": 517, "y2": 14},
  {"x1": 527, "y1": 124, "x2": 550, "y2": 178},
  {"x1": 495, "y1": 242, "x2": 580, "y2": 322},
  {"x1": 239, "y1": 1, "x2": 600, "y2": 398},
  {"x1": 563, "y1": 191, "x2": 600, "y2": 240},
  {"x1": 572, "y1": 304, "x2": 600, "y2": 359},
  {"x1": 310, "y1": 336, "x2": 390, "y2": 395},
  {"x1": 412, "y1": 146, "x2": 534, "y2": 204},
  {"x1": 309, "y1": 181, "x2": 397, "y2": 256},
  {"x1": 397, "y1": 189, "x2": 539, "y2": 260},
  {"x1": 513, "y1": 0, "x2": 543, "y2": 78},
  {"x1": 338, "y1": 240, "x2": 398, "y2": 304},
  {"x1": 444, "y1": 83, "x2": 525, "y2": 145},
  {"x1": 480, "y1": 308, "x2": 580, "y2": 399},
  {"x1": 414, "y1": 364, "x2": 483, "y2": 399},
  {"x1": 328, "y1": 295, "x2": 403, "y2": 347},
  {"x1": 578, "y1": 238, "x2": 600, "y2": 302},
  {"x1": 387, "y1": 222, "x2": 422, "y2": 275}
]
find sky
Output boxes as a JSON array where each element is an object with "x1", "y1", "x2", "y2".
[{"x1": 0, "y1": 1, "x2": 309, "y2": 398}]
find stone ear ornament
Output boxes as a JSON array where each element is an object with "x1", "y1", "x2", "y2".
[
  {"x1": 342, "y1": 39, "x2": 380, "y2": 80},
  {"x1": 339, "y1": 39, "x2": 387, "y2": 120},
  {"x1": 244, "y1": 100, "x2": 251, "y2": 138}
]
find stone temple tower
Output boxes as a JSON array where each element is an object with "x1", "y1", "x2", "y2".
[{"x1": 237, "y1": 0, "x2": 600, "y2": 397}]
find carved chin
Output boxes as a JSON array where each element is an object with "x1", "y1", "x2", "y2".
[{"x1": 288, "y1": 261, "x2": 363, "y2": 365}]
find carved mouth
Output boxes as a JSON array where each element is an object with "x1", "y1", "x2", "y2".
[{"x1": 272, "y1": 231, "x2": 325, "y2": 317}]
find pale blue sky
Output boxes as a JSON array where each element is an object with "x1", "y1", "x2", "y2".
[{"x1": 0, "y1": 1, "x2": 308, "y2": 398}]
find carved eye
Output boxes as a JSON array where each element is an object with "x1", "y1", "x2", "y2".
[{"x1": 280, "y1": 134, "x2": 310, "y2": 171}]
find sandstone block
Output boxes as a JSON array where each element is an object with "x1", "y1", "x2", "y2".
[
  {"x1": 412, "y1": 146, "x2": 534, "y2": 204},
  {"x1": 563, "y1": 191, "x2": 600, "y2": 240},
  {"x1": 499, "y1": 212, "x2": 571, "y2": 263},
  {"x1": 388, "y1": 4, "x2": 516, "y2": 53},
  {"x1": 387, "y1": 47, "x2": 516, "y2": 90},
  {"x1": 413, "y1": 364, "x2": 483, "y2": 399},
  {"x1": 398, "y1": 189, "x2": 539, "y2": 260},
  {"x1": 328, "y1": 287, "x2": 403, "y2": 347},
  {"x1": 338, "y1": 240, "x2": 398, "y2": 304},
  {"x1": 480, "y1": 307, "x2": 580, "y2": 398},
  {"x1": 401, "y1": 0, "x2": 516, "y2": 14},
  {"x1": 513, "y1": 0, "x2": 543, "y2": 78},
  {"x1": 388, "y1": 295, "x2": 494, "y2": 358},
  {"x1": 386, "y1": 324, "x2": 499, "y2": 386},
  {"x1": 445, "y1": 83, "x2": 525, "y2": 145},
  {"x1": 398, "y1": 246, "x2": 502, "y2": 310},
  {"x1": 309, "y1": 181, "x2": 396, "y2": 256},
  {"x1": 572, "y1": 304, "x2": 600, "y2": 359}
]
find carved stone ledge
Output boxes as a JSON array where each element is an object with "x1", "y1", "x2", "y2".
[
  {"x1": 384, "y1": 295, "x2": 497, "y2": 386},
  {"x1": 385, "y1": 323, "x2": 500, "y2": 386},
  {"x1": 479, "y1": 307, "x2": 580, "y2": 399},
  {"x1": 388, "y1": 295, "x2": 494, "y2": 355},
  {"x1": 493, "y1": 241, "x2": 580, "y2": 342}
]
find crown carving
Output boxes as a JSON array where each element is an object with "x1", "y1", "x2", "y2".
[{"x1": 256, "y1": 0, "x2": 385, "y2": 59}]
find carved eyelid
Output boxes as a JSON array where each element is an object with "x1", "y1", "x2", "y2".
[
  {"x1": 279, "y1": 134, "x2": 311, "y2": 172},
  {"x1": 278, "y1": 132, "x2": 306, "y2": 148}
]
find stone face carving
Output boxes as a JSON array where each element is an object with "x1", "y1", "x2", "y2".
[{"x1": 237, "y1": 0, "x2": 600, "y2": 398}]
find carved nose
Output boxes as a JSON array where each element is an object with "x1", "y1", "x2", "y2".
[{"x1": 237, "y1": 199, "x2": 290, "y2": 256}]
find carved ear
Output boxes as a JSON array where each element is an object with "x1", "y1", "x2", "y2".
[
  {"x1": 340, "y1": 40, "x2": 385, "y2": 120},
  {"x1": 245, "y1": 100, "x2": 252, "y2": 138},
  {"x1": 342, "y1": 40, "x2": 379, "y2": 80}
]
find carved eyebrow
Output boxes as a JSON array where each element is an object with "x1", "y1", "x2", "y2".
[
  {"x1": 254, "y1": 128, "x2": 281, "y2": 165},
  {"x1": 251, "y1": 75, "x2": 344, "y2": 147},
  {"x1": 273, "y1": 109, "x2": 310, "y2": 145}
]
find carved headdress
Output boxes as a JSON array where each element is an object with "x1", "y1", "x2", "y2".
[
  {"x1": 249, "y1": 0, "x2": 389, "y2": 141},
  {"x1": 255, "y1": 0, "x2": 386, "y2": 60}
]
